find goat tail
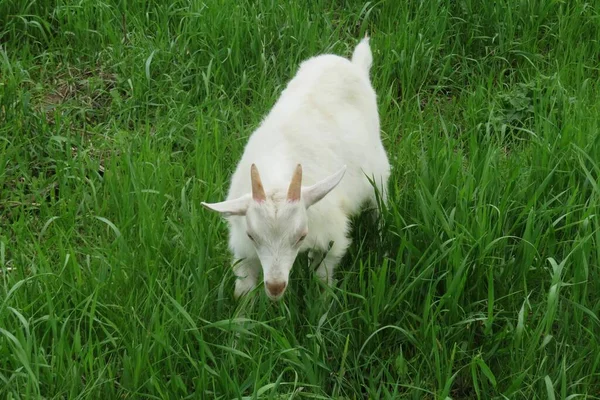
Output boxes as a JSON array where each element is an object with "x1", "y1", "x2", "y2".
[{"x1": 351, "y1": 36, "x2": 372, "y2": 74}]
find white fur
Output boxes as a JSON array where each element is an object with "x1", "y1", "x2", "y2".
[{"x1": 202, "y1": 37, "x2": 390, "y2": 300}]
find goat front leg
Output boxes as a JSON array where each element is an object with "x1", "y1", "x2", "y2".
[
  {"x1": 315, "y1": 235, "x2": 350, "y2": 286},
  {"x1": 233, "y1": 257, "x2": 261, "y2": 299}
]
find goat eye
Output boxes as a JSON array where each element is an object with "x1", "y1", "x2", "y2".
[
  {"x1": 297, "y1": 234, "x2": 307, "y2": 243},
  {"x1": 247, "y1": 233, "x2": 255, "y2": 242}
]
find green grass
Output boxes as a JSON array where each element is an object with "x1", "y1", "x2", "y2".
[{"x1": 1, "y1": 0, "x2": 600, "y2": 398}]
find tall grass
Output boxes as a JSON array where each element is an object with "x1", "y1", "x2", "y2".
[{"x1": 1, "y1": 0, "x2": 599, "y2": 398}]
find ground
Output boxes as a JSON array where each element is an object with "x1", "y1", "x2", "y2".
[{"x1": 1, "y1": 1, "x2": 599, "y2": 398}]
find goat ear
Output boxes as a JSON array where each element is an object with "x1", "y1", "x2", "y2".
[
  {"x1": 302, "y1": 165, "x2": 347, "y2": 208},
  {"x1": 201, "y1": 194, "x2": 250, "y2": 217}
]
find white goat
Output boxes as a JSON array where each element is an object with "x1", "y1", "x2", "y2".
[{"x1": 202, "y1": 37, "x2": 390, "y2": 300}]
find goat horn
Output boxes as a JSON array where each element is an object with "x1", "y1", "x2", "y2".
[
  {"x1": 251, "y1": 164, "x2": 266, "y2": 202},
  {"x1": 287, "y1": 164, "x2": 302, "y2": 202}
]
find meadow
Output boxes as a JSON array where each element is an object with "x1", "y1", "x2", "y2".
[{"x1": 1, "y1": 0, "x2": 600, "y2": 398}]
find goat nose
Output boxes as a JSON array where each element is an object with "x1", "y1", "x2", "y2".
[{"x1": 265, "y1": 281, "x2": 287, "y2": 298}]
